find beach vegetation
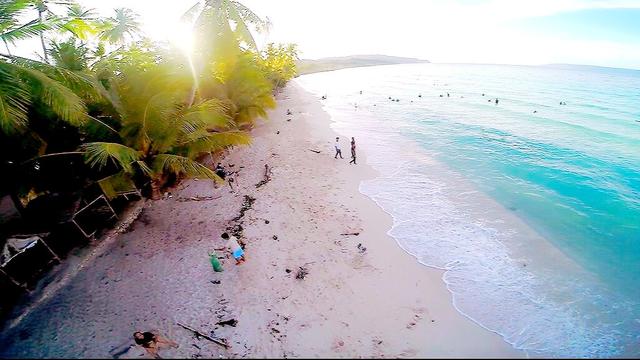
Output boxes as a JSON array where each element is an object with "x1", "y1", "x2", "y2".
[{"x1": 0, "y1": 0, "x2": 298, "y2": 209}]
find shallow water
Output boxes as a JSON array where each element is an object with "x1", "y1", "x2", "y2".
[{"x1": 297, "y1": 63, "x2": 640, "y2": 358}]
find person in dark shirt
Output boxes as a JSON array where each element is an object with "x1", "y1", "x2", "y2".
[
  {"x1": 349, "y1": 137, "x2": 357, "y2": 165},
  {"x1": 133, "y1": 331, "x2": 178, "y2": 358},
  {"x1": 215, "y1": 163, "x2": 226, "y2": 180}
]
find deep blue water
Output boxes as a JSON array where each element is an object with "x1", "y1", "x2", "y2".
[{"x1": 298, "y1": 63, "x2": 640, "y2": 358}]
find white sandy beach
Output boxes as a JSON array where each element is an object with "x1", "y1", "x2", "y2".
[{"x1": 0, "y1": 81, "x2": 524, "y2": 358}]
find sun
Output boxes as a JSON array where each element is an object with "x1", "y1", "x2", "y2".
[{"x1": 168, "y1": 21, "x2": 195, "y2": 55}]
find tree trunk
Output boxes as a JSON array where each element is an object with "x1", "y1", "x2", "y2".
[
  {"x1": 38, "y1": 10, "x2": 48, "y2": 63},
  {"x1": 150, "y1": 178, "x2": 163, "y2": 200}
]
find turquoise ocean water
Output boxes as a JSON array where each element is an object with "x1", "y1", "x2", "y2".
[{"x1": 296, "y1": 63, "x2": 640, "y2": 358}]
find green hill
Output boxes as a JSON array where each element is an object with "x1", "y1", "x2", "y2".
[{"x1": 297, "y1": 54, "x2": 430, "y2": 75}]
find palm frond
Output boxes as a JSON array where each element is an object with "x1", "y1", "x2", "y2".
[
  {"x1": 81, "y1": 141, "x2": 140, "y2": 172},
  {"x1": 180, "y1": 130, "x2": 251, "y2": 158},
  {"x1": 18, "y1": 65, "x2": 87, "y2": 126},
  {"x1": 152, "y1": 153, "x2": 220, "y2": 181},
  {"x1": 60, "y1": 17, "x2": 97, "y2": 40},
  {"x1": 10, "y1": 54, "x2": 101, "y2": 100},
  {"x1": 0, "y1": 61, "x2": 30, "y2": 133},
  {"x1": 0, "y1": 18, "x2": 49, "y2": 45},
  {"x1": 179, "y1": 98, "x2": 232, "y2": 133},
  {"x1": 226, "y1": 4, "x2": 257, "y2": 50}
]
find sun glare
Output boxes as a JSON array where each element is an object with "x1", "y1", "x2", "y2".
[{"x1": 168, "y1": 22, "x2": 195, "y2": 55}]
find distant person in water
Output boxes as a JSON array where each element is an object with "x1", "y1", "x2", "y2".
[
  {"x1": 334, "y1": 137, "x2": 343, "y2": 159},
  {"x1": 349, "y1": 137, "x2": 357, "y2": 165},
  {"x1": 447, "y1": 92, "x2": 450, "y2": 97},
  {"x1": 133, "y1": 331, "x2": 178, "y2": 359},
  {"x1": 321, "y1": 95, "x2": 327, "y2": 100},
  {"x1": 495, "y1": 98, "x2": 499, "y2": 105},
  {"x1": 222, "y1": 232, "x2": 245, "y2": 264}
]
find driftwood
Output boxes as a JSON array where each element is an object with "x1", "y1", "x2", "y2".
[
  {"x1": 175, "y1": 195, "x2": 220, "y2": 202},
  {"x1": 308, "y1": 149, "x2": 321, "y2": 153},
  {"x1": 176, "y1": 322, "x2": 229, "y2": 349},
  {"x1": 340, "y1": 232, "x2": 360, "y2": 236},
  {"x1": 216, "y1": 319, "x2": 238, "y2": 327}
]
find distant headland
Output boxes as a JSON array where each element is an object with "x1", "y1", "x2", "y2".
[{"x1": 296, "y1": 54, "x2": 430, "y2": 75}]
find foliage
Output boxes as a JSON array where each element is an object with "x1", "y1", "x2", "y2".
[
  {"x1": 0, "y1": 0, "x2": 50, "y2": 53},
  {"x1": 0, "y1": 0, "x2": 299, "y2": 203},
  {"x1": 259, "y1": 43, "x2": 299, "y2": 88},
  {"x1": 0, "y1": 54, "x2": 92, "y2": 134},
  {"x1": 98, "y1": 8, "x2": 141, "y2": 45},
  {"x1": 82, "y1": 46, "x2": 251, "y2": 195},
  {"x1": 47, "y1": 38, "x2": 89, "y2": 70}
]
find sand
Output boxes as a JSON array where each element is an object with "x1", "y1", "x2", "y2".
[{"x1": 0, "y1": 81, "x2": 524, "y2": 358}]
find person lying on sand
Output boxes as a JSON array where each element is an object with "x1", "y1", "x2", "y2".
[
  {"x1": 215, "y1": 163, "x2": 226, "y2": 180},
  {"x1": 133, "y1": 331, "x2": 178, "y2": 359},
  {"x1": 222, "y1": 232, "x2": 245, "y2": 264}
]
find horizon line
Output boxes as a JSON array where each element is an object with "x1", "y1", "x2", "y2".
[{"x1": 300, "y1": 54, "x2": 640, "y2": 72}]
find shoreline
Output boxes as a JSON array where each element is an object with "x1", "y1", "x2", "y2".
[
  {"x1": 0, "y1": 81, "x2": 523, "y2": 358},
  {"x1": 296, "y1": 63, "x2": 639, "y2": 358}
]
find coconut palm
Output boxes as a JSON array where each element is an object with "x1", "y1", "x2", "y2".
[
  {"x1": 0, "y1": 0, "x2": 50, "y2": 55},
  {"x1": 99, "y1": 8, "x2": 141, "y2": 45},
  {"x1": 83, "y1": 46, "x2": 251, "y2": 197},
  {"x1": 60, "y1": 2, "x2": 98, "y2": 41},
  {"x1": 47, "y1": 38, "x2": 89, "y2": 71},
  {"x1": 186, "y1": 0, "x2": 268, "y2": 52},
  {"x1": 30, "y1": 0, "x2": 74, "y2": 63},
  {"x1": 260, "y1": 43, "x2": 298, "y2": 89},
  {"x1": 214, "y1": 52, "x2": 276, "y2": 127}
]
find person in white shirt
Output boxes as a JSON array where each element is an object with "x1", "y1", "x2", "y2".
[
  {"x1": 334, "y1": 137, "x2": 343, "y2": 159},
  {"x1": 221, "y1": 232, "x2": 245, "y2": 265}
]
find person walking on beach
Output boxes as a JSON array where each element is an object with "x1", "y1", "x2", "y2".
[
  {"x1": 349, "y1": 137, "x2": 357, "y2": 165},
  {"x1": 334, "y1": 137, "x2": 343, "y2": 159},
  {"x1": 222, "y1": 232, "x2": 245, "y2": 264}
]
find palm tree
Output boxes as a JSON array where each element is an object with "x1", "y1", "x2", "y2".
[
  {"x1": 99, "y1": 8, "x2": 141, "y2": 45},
  {"x1": 186, "y1": 0, "x2": 268, "y2": 51},
  {"x1": 30, "y1": 0, "x2": 74, "y2": 63},
  {"x1": 182, "y1": 1, "x2": 278, "y2": 128},
  {"x1": 83, "y1": 46, "x2": 251, "y2": 198},
  {"x1": 184, "y1": 0, "x2": 269, "y2": 72},
  {"x1": 0, "y1": 0, "x2": 50, "y2": 55},
  {"x1": 60, "y1": 2, "x2": 99, "y2": 41},
  {"x1": 47, "y1": 38, "x2": 89, "y2": 71},
  {"x1": 214, "y1": 52, "x2": 276, "y2": 128},
  {"x1": 260, "y1": 43, "x2": 299, "y2": 89}
]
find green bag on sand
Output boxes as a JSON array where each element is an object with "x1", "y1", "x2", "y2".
[{"x1": 209, "y1": 251, "x2": 223, "y2": 272}]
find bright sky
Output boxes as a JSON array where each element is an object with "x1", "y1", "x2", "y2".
[{"x1": 13, "y1": 0, "x2": 640, "y2": 69}]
